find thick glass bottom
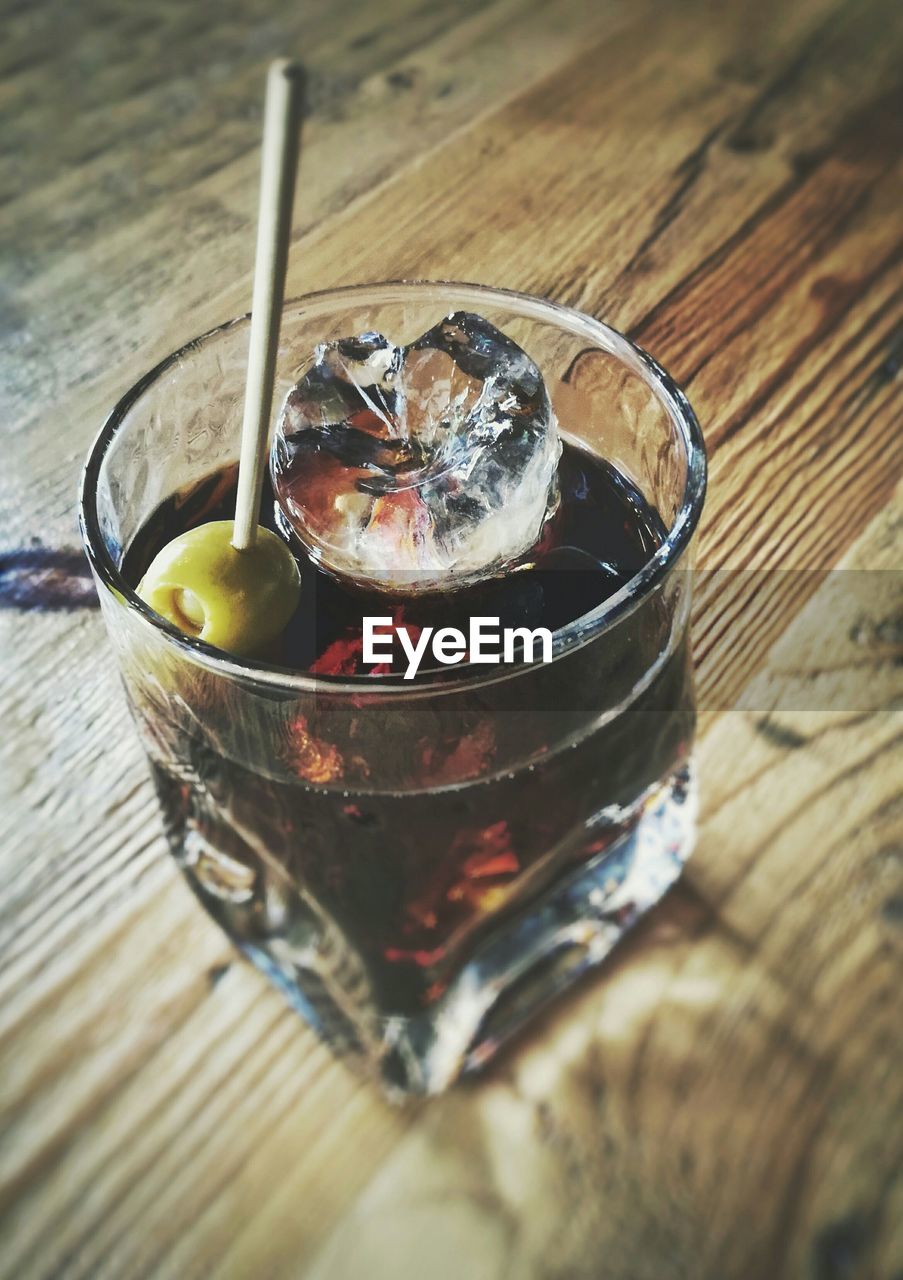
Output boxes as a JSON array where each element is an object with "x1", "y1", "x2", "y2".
[
  {"x1": 378, "y1": 761, "x2": 697, "y2": 1095},
  {"x1": 171, "y1": 760, "x2": 696, "y2": 1098}
]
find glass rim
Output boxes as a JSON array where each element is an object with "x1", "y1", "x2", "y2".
[{"x1": 79, "y1": 279, "x2": 707, "y2": 695}]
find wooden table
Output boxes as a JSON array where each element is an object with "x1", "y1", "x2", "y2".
[{"x1": 2, "y1": 1, "x2": 901, "y2": 1276}]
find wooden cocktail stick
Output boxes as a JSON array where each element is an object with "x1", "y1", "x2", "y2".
[
  {"x1": 232, "y1": 59, "x2": 304, "y2": 552},
  {"x1": 135, "y1": 59, "x2": 304, "y2": 654}
]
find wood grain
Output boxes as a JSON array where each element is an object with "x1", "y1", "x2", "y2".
[{"x1": 1, "y1": 0, "x2": 901, "y2": 1276}]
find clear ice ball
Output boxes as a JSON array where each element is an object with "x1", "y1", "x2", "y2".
[{"x1": 270, "y1": 312, "x2": 561, "y2": 594}]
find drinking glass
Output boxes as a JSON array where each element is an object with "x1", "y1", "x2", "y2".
[{"x1": 80, "y1": 282, "x2": 706, "y2": 1095}]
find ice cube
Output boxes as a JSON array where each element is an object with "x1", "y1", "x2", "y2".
[{"x1": 271, "y1": 312, "x2": 561, "y2": 593}]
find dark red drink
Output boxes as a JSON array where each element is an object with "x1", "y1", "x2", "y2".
[
  {"x1": 83, "y1": 284, "x2": 705, "y2": 1094},
  {"x1": 123, "y1": 441, "x2": 693, "y2": 1080}
]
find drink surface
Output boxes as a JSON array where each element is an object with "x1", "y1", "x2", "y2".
[
  {"x1": 124, "y1": 441, "x2": 664, "y2": 676},
  {"x1": 123, "y1": 443, "x2": 693, "y2": 1042}
]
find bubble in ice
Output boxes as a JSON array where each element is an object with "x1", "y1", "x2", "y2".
[{"x1": 270, "y1": 311, "x2": 562, "y2": 593}]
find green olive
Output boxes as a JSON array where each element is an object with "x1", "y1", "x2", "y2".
[{"x1": 137, "y1": 520, "x2": 301, "y2": 657}]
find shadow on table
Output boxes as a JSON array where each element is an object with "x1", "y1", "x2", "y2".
[{"x1": 0, "y1": 547, "x2": 98, "y2": 610}]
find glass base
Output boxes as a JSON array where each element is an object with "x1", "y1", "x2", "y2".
[
  {"x1": 227, "y1": 761, "x2": 698, "y2": 1098},
  {"x1": 381, "y1": 761, "x2": 697, "y2": 1095}
]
